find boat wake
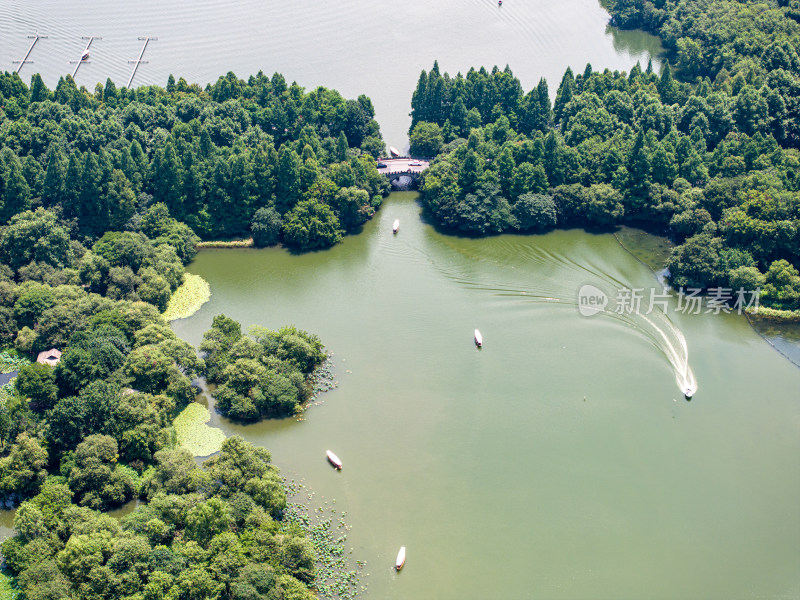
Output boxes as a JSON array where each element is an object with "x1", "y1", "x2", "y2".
[
  {"x1": 422, "y1": 237, "x2": 698, "y2": 398},
  {"x1": 632, "y1": 308, "x2": 698, "y2": 398},
  {"x1": 565, "y1": 285, "x2": 698, "y2": 399}
]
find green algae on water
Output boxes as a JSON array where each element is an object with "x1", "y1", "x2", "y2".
[
  {"x1": 174, "y1": 402, "x2": 226, "y2": 457},
  {"x1": 164, "y1": 274, "x2": 211, "y2": 321}
]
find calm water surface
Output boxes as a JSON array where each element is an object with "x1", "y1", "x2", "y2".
[
  {"x1": 172, "y1": 193, "x2": 800, "y2": 599},
  {"x1": 1, "y1": 0, "x2": 661, "y2": 149}
]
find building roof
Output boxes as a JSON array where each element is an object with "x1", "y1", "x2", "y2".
[{"x1": 36, "y1": 348, "x2": 62, "y2": 365}]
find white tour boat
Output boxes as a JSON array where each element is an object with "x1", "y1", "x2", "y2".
[{"x1": 326, "y1": 450, "x2": 342, "y2": 470}]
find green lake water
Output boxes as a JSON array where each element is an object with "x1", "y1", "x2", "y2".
[{"x1": 171, "y1": 193, "x2": 800, "y2": 599}]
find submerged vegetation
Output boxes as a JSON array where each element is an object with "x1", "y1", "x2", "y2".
[{"x1": 163, "y1": 273, "x2": 211, "y2": 321}]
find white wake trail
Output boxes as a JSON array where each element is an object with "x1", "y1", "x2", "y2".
[{"x1": 638, "y1": 310, "x2": 698, "y2": 397}]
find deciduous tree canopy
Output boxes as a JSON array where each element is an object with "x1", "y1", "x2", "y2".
[
  {"x1": 200, "y1": 316, "x2": 325, "y2": 421},
  {"x1": 3, "y1": 438, "x2": 316, "y2": 600}
]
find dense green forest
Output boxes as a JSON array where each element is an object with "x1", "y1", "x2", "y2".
[
  {"x1": 0, "y1": 198, "x2": 330, "y2": 596},
  {"x1": 2, "y1": 436, "x2": 318, "y2": 600},
  {"x1": 0, "y1": 226, "x2": 329, "y2": 599},
  {"x1": 409, "y1": 24, "x2": 800, "y2": 312},
  {"x1": 0, "y1": 70, "x2": 389, "y2": 250},
  {"x1": 0, "y1": 267, "x2": 329, "y2": 599},
  {"x1": 606, "y1": 0, "x2": 800, "y2": 148},
  {"x1": 2, "y1": 0, "x2": 800, "y2": 594},
  {"x1": 0, "y1": 70, "x2": 360, "y2": 598}
]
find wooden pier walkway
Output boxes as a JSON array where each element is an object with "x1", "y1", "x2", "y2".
[
  {"x1": 13, "y1": 34, "x2": 47, "y2": 74},
  {"x1": 70, "y1": 36, "x2": 101, "y2": 79},
  {"x1": 127, "y1": 36, "x2": 157, "y2": 88}
]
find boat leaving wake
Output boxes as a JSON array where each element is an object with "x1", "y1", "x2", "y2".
[
  {"x1": 420, "y1": 235, "x2": 699, "y2": 398},
  {"x1": 572, "y1": 281, "x2": 698, "y2": 399},
  {"x1": 572, "y1": 285, "x2": 698, "y2": 399},
  {"x1": 637, "y1": 310, "x2": 698, "y2": 399}
]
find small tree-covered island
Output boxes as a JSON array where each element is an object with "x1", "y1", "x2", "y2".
[
  {"x1": 201, "y1": 315, "x2": 327, "y2": 421},
  {"x1": 0, "y1": 69, "x2": 375, "y2": 599},
  {"x1": 410, "y1": 0, "x2": 800, "y2": 316}
]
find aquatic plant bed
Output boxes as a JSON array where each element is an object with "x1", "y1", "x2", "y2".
[
  {"x1": 310, "y1": 358, "x2": 338, "y2": 397},
  {"x1": 748, "y1": 307, "x2": 800, "y2": 323},
  {"x1": 196, "y1": 238, "x2": 254, "y2": 248},
  {"x1": 284, "y1": 479, "x2": 365, "y2": 600},
  {"x1": 173, "y1": 402, "x2": 226, "y2": 456},
  {"x1": 0, "y1": 350, "x2": 30, "y2": 374},
  {"x1": 0, "y1": 382, "x2": 14, "y2": 403},
  {"x1": 164, "y1": 274, "x2": 211, "y2": 321}
]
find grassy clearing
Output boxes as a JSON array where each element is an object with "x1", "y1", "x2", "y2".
[
  {"x1": 163, "y1": 274, "x2": 211, "y2": 321},
  {"x1": 174, "y1": 402, "x2": 226, "y2": 457}
]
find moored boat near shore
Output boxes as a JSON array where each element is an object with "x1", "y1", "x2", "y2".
[{"x1": 326, "y1": 450, "x2": 342, "y2": 469}]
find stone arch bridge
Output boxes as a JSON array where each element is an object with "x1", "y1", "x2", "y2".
[{"x1": 376, "y1": 157, "x2": 430, "y2": 189}]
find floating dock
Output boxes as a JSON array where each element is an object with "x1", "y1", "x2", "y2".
[
  {"x1": 13, "y1": 34, "x2": 47, "y2": 74},
  {"x1": 70, "y1": 36, "x2": 101, "y2": 79},
  {"x1": 127, "y1": 36, "x2": 157, "y2": 88}
]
